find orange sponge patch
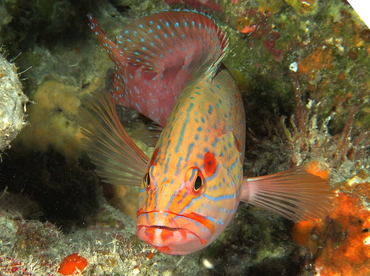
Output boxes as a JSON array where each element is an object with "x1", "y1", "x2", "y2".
[
  {"x1": 305, "y1": 160, "x2": 330, "y2": 180},
  {"x1": 293, "y1": 180, "x2": 370, "y2": 276},
  {"x1": 58, "y1": 253, "x2": 88, "y2": 275}
]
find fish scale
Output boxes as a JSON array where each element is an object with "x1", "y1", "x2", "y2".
[
  {"x1": 135, "y1": 69, "x2": 246, "y2": 254},
  {"x1": 137, "y1": 61, "x2": 245, "y2": 254},
  {"x1": 80, "y1": 10, "x2": 333, "y2": 255}
]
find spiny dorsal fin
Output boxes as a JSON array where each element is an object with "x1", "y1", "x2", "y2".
[
  {"x1": 87, "y1": 13, "x2": 125, "y2": 68},
  {"x1": 116, "y1": 10, "x2": 228, "y2": 79}
]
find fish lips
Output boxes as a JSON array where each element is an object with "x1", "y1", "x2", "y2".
[{"x1": 136, "y1": 209, "x2": 216, "y2": 255}]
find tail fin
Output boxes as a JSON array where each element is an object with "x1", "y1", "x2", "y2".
[
  {"x1": 241, "y1": 162, "x2": 333, "y2": 222},
  {"x1": 78, "y1": 91, "x2": 148, "y2": 186}
]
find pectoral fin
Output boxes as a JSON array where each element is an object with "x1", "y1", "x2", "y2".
[
  {"x1": 78, "y1": 91, "x2": 149, "y2": 186},
  {"x1": 241, "y1": 162, "x2": 334, "y2": 222}
]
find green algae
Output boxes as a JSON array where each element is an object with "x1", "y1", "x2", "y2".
[{"x1": 222, "y1": 0, "x2": 369, "y2": 135}]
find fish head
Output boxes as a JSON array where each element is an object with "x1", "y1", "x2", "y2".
[
  {"x1": 136, "y1": 164, "x2": 214, "y2": 255},
  {"x1": 136, "y1": 132, "x2": 243, "y2": 255}
]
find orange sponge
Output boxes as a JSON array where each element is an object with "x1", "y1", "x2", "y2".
[{"x1": 58, "y1": 253, "x2": 88, "y2": 275}]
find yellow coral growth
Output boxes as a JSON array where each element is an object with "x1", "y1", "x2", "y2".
[
  {"x1": 16, "y1": 81, "x2": 83, "y2": 163},
  {"x1": 14, "y1": 77, "x2": 105, "y2": 164},
  {"x1": 284, "y1": 0, "x2": 318, "y2": 15}
]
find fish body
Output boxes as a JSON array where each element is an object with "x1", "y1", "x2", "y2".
[
  {"x1": 137, "y1": 68, "x2": 246, "y2": 254},
  {"x1": 87, "y1": 11, "x2": 227, "y2": 127},
  {"x1": 80, "y1": 10, "x2": 332, "y2": 255}
]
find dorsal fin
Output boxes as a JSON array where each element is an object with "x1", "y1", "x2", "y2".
[
  {"x1": 115, "y1": 10, "x2": 229, "y2": 79},
  {"x1": 87, "y1": 13, "x2": 124, "y2": 68},
  {"x1": 87, "y1": 11, "x2": 229, "y2": 127}
]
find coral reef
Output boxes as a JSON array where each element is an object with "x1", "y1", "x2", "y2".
[
  {"x1": 0, "y1": 189, "x2": 204, "y2": 275},
  {"x1": 222, "y1": 0, "x2": 369, "y2": 133},
  {"x1": 0, "y1": 0, "x2": 368, "y2": 275},
  {"x1": 13, "y1": 78, "x2": 105, "y2": 164},
  {"x1": 285, "y1": 77, "x2": 369, "y2": 275},
  {"x1": 14, "y1": 80, "x2": 83, "y2": 164},
  {"x1": 293, "y1": 177, "x2": 370, "y2": 276},
  {"x1": 0, "y1": 51, "x2": 28, "y2": 154}
]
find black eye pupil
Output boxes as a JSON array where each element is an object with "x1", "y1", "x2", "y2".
[
  {"x1": 144, "y1": 173, "x2": 150, "y2": 188},
  {"x1": 194, "y1": 176, "x2": 202, "y2": 191}
]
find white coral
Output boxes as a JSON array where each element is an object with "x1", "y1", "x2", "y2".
[{"x1": 0, "y1": 53, "x2": 28, "y2": 153}]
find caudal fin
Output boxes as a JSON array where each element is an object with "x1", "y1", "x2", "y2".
[
  {"x1": 241, "y1": 162, "x2": 333, "y2": 222},
  {"x1": 78, "y1": 91, "x2": 148, "y2": 186}
]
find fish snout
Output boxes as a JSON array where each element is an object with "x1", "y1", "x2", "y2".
[{"x1": 136, "y1": 210, "x2": 215, "y2": 255}]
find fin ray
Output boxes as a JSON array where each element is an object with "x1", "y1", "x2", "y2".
[
  {"x1": 241, "y1": 166, "x2": 333, "y2": 222},
  {"x1": 79, "y1": 91, "x2": 149, "y2": 186},
  {"x1": 140, "y1": 122, "x2": 163, "y2": 147},
  {"x1": 117, "y1": 10, "x2": 228, "y2": 79},
  {"x1": 87, "y1": 14, "x2": 124, "y2": 69}
]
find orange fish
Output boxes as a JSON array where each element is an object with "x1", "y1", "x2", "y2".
[{"x1": 79, "y1": 10, "x2": 332, "y2": 255}]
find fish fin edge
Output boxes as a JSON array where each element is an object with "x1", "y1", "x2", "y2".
[
  {"x1": 87, "y1": 14, "x2": 126, "y2": 68},
  {"x1": 78, "y1": 90, "x2": 149, "y2": 186},
  {"x1": 241, "y1": 165, "x2": 334, "y2": 222},
  {"x1": 121, "y1": 10, "x2": 228, "y2": 77}
]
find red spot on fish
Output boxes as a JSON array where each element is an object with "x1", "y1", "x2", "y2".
[
  {"x1": 160, "y1": 228, "x2": 172, "y2": 242},
  {"x1": 204, "y1": 151, "x2": 217, "y2": 177},
  {"x1": 144, "y1": 227, "x2": 157, "y2": 241}
]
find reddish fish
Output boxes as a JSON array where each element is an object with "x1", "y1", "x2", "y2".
[
  {"x1": 80, "y1": 10, "x2": 332, "y2": 255},
  {"x1": 87, "y1": 11, "x2": 227, "y2": 127},
  {"x1": 165, "y1": 0, "x2": 223, "y2": 11}
]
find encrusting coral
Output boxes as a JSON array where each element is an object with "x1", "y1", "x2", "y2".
[
  {"x1": 293, "y1": 178, "x2": 370, "y2": 276},
  {"x1": 0, "y1": 0, "x2": 368, "y2": 274},
  {"x1": 284, "y1": 78, "x2": 370, "y2": 276},
  {"x1": 0, "y1": 51, "x2": 28, "y2": 154}
]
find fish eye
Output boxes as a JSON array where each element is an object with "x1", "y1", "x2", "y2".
[
  {"x1": 184, "y1": 167, "x2": 205, "y2": 196},
  {"x1": 143, "y1": 172, "x2": 150, "y2": 188},
  {"x1": 194, "y1": 176, "x2": 202, "y2": 191}
]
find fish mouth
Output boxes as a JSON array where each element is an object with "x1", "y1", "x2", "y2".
[
  {"x1": 143, "y1": 225, "x2": 184, "y2": 231},
  {"x1": 136, "y1": 209, "x2": 215, "y2": 255}
]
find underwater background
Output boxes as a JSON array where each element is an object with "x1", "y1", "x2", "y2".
[{"x1": 0, "y1": 0, "x2": 369, "y2": 275}]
